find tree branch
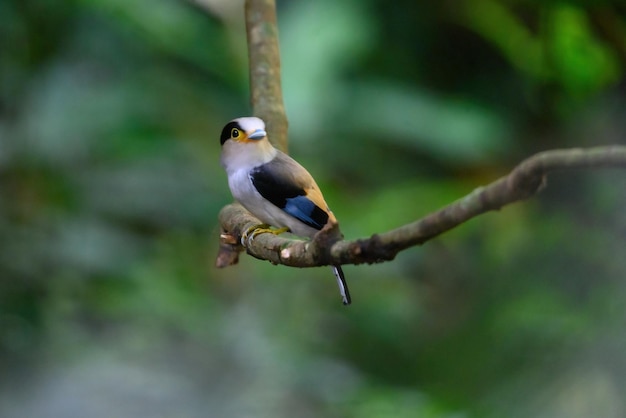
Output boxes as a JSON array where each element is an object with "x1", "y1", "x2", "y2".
[
  {"x1": 217, "y1": 146, "x2": 626, "y2": 268},
  {"x1": 245, "y1": 0, "x2": 288, "y2": 151},
  {"x1": 213, "y1": 2, "x2": 626, "y2": 270}
]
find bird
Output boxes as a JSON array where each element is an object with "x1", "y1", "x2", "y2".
[{"x1": 219, "y1": 116, "x2": 351, "y2": 305}]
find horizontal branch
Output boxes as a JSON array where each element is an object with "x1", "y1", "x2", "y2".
[{"x1": 216, "y1": 145, "x2": 626, "y2": 268}]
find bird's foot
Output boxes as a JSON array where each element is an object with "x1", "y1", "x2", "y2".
[{"x1": 241, "y1": 224, "x2": 290, "y2": 246}]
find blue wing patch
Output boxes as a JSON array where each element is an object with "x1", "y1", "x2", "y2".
[{"x1": 284, "y1": 196, "x2": 328, "y2": 230}]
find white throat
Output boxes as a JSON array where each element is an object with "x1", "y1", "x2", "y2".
[{"x1": 220, "y1": 139, "x2": 277, "y2": 175}]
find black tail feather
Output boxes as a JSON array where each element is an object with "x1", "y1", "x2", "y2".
[{"x1": 332, "y1": 266, "x2": 351, "y2": 306}]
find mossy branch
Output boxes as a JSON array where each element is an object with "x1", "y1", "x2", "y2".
[
  {"x1": 216, "y1": 146, "x2": 626, "y2": 268},
  {"x1": 214, "y1": 0, "x2": 626, "y2": 270}
]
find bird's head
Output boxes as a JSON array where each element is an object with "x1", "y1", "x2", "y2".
[
  {"x1": 220, "y1": 117, "x2": 267, "y2": 146},
  {"x1": 219, "y1": 117, "x2": 276, "y2": 173}
]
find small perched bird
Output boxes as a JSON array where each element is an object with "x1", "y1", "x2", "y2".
[{"x1": 220, "y1": 116, "x2": 351, "y2": 305}]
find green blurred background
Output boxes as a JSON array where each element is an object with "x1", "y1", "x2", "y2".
[{"x1": 1, "y1": 0, "x2": 626, "y2": 416}]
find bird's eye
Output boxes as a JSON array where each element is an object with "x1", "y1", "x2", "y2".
[{"x1": 231, "y1": 128, "x2": 240, "y2": 138}]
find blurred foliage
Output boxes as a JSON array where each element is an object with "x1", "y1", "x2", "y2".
[{"x1": 1, "y1": 0, "x2": 626, "y2": 417}]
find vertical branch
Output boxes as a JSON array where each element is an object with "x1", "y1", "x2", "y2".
[
  {"x1": 245, "y1": 0, "x2": 288, "y2": 152},
  {"x1": 216, "y1": 0, "x2": 288, "y2": 267}
]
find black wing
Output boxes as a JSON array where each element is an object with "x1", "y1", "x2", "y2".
[{"x1": 249, "y1": 157, "x2": 329, "y2": 230}]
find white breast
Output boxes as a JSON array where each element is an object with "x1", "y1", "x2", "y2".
[{"x1": 228, "y1": 168, "x2": 318, "y2": 237}]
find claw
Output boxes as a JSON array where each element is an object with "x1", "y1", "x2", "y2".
[
  {"x1": 241, "y1": 223, "x2": 268, "y2": 245},
  {"x1": 241, "y1": 224, "x2": 290, "y2": 246}
]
